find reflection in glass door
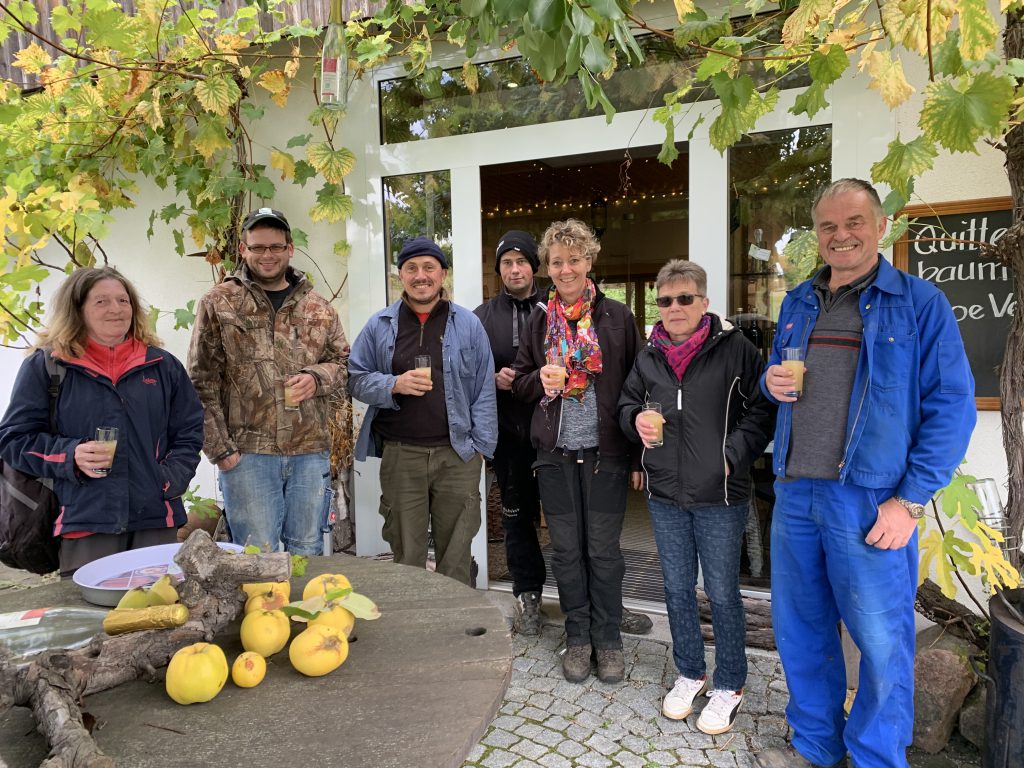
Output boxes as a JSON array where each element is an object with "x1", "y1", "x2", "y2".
[
  {"x1": 382, "y1": 170, "x2": 452, "y2": 304},
  {"x1": 727, "y1": 125, "x2": 832, "y2": 591}
]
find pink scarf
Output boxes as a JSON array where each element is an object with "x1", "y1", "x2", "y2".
[{"x1": 649, "y1": 316, "x2": 710, "y2": 381}]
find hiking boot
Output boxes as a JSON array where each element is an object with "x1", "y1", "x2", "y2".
[
  {"x1": 697, "y1": 688, "x2": 743, "y2": 735},
  {"x1": 562, "y1": 644, "x2": 592, "y2": 683},
  {"x1": 620, "y1": 607, "x2": 653, "y2": 635},
  {"x1": 595, "y1": 648, "x2": 625, "y2": 684},
  {"x1": 513, "y1": 591, "x2": 542, "y2": 636},
  {"x1": 753, "y1": 746, "x2": 849, "y2": 768},
  {"x1": 662, "y1": 675, "x2": 707, "y2": 720}
]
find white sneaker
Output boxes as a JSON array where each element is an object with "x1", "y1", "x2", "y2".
[
  {"x1": 697, "y1": 688, "x2": 744, "y2": 734},
  {"x1": 662, "y1": 675, "x2": 707, "y2": 720}
]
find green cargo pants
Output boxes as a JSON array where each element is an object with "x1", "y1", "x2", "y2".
[{"x1": 379, "y1": 441, "x2": 483, "y2": 585}]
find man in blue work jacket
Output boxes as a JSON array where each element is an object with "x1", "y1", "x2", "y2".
[{"x1": 755, "y1": 179, "x2": 976, "y2": 768}]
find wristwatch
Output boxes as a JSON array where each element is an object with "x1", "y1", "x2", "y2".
[{"x1": 893, "y1": 495, "x2": 926, "y2": 519}]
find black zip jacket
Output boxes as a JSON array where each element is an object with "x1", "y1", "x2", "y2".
[
  {"x1": 475, "y1": 284, "x2": 546, "y2": 441},
  {"x1": 617, "y1": 313, "x2": 775, "y2": 506},
  {"x1": 512, "y1": 288, "x2": 642, "y2": 463}
]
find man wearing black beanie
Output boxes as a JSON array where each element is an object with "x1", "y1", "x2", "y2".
[{"x1": 475, "y1": 231, "x2": 547, "y2": 633}]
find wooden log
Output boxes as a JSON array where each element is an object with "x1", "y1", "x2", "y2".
[
  {"x1": 0, "y1": 530, "x2": 291, "y2": 767},
  {"x1": 915, "y1": 578, "x2": 987, "y2": 645}
]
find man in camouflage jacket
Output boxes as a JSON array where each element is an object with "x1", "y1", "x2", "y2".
[{"x1": 188, "y1": 208, "x2": 349, "y2": 555}]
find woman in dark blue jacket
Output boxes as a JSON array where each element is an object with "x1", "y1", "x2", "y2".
[{"x1": 0, "y1": 267, "x2": 204, "y2": 576}]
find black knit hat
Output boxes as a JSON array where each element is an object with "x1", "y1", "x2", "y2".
[
  {"x1": 495, "y1": 230, "x2": 539, "y2": 274},
  {"x1": 397, "y1": 236, "x2": 448, "y2": 269}
]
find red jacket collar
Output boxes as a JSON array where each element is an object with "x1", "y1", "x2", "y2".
[{"x1": 65, "y1": 337, "x2": 149, "y2": 384}]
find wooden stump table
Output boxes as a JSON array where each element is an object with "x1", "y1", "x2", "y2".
[{"x1": 0, "y1": 555, "x2": 512, "y2": 768}]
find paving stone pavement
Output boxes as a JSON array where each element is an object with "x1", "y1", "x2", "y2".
[{"x1": 465, "y1": 595, "x2": 982, "y2": 768}]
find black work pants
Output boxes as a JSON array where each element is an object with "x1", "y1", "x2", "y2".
[
  {"x1": 534, "y1": 448, "x2": 627, "y2": 650},
  {"x1": 493, "y1": 433, "x2": 546, "y2": 596}
]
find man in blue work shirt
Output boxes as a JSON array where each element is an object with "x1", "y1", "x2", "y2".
[{"x1": 755, "y1": 179, "x2": 976, "y2": 768}]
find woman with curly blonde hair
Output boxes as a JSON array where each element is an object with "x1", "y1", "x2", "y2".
[
  {"x1": 0, "y1": 266, "x2": 204, "y2": 576},
  {"x1": 512, "y1": 219, "x2": 643, "y2": 684}
]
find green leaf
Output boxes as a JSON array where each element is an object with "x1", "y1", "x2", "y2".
[
  {"x1": 194, "y1": 75, "x2": 242, "y2": 116},
  {"x1": 582, "y1": 37, "x2": 611, "y2": 73},
  {"x1": 958, "y1": 0, "x2": 998, "y2": 62},
  {"x1": 286, "y1": 133, "x2": 312, "y2": 148},
  {"x1": 570, "y1": 4, "x2": 594, "y2": 35},
  {"x1": 291, "y1": 228, "x2": 309, "y2": 248},
  {"x1": 172, "y1": 229, "x2": 185, "y2": 257},
  {"x1": 337, "y1": 591, "x2": 382, "y2": 620},
  {"x1": 881, "y1": 214, "x2": 911, "y2": 249},
  {"x1": 293, "y1": 160, "x2": 317, "y2": 186},
  {"x1": 50, "y1": 5, "x2": 82, "y2": 36},
  {"x1": 306, "y1": 143, "x2": 356, "y2": 184},
  {"x1": 173, "y1": 299, "x2": 196, "y2": 330},
  {"x1": 881, "y1": 187, "x2": 911, "y2": 217},
  {"x1": 193, "y1": 114, "x2": 232, "y2": 159},
  {"x1": 159, "y1": 203, "x2": 185, "y2": 223},
  {"x1": 696, "y1": 51, "x2": 735, "y2": 81},
  {"x1": 528, "y1": 0, "x2": 565, "y2": 34},
  {"x1": 492, "y1": 0, "x2": 529, "y2": 22},
  {"x1": 290, "y1": 554, "x2": 308, "y2": 577},
  {"x1": 674, "y1": 8, "x2": 731, "y2": 47},
  {"x1": 310, "y1": 185, "x2": 353, "y2": 223},
  {"x1": 934, "y1": 30, "x2": 965, "y2": 77},
  {"x1": 790, "y1": 81, "x2": 828, "y2": 118},
  {"x1": 919, "y1": 73, "x2": 1014, "y2": 153},
  {"x1": 807, "y1": 45, "x2": 848, "y2": 87},
  {"x1": 461, "y1": 0, "x2": 488, "y2": 17},
  {"x1": 240, "y1": 102, "x2": 265, "y2": 121},
  {"x1": 870, "y1": 135, "x2": 937, "y2": 200},
  {"x1": 588, "y1": 0, "x2": 624, "y2": 20}
]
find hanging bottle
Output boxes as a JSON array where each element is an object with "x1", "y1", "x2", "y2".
[{"x1": 320, "y1": 0, "x2": 347, "y2": 111}]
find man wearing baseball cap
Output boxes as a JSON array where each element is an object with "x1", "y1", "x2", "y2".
[
  {"x1": 349, "y1": 235, "x2": 497, "y2": 585},
  {"x1": 188, "y1": 207, "x2": 349, "y2": 555}
]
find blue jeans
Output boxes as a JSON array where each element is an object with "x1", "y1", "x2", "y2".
[
  {"x1": 219, "y1": 452, "x2": 332, "y2": 556},
  {"x1": 647, "y1": 498, "x2": 748, "y2": 692},
  {"x1": 772, "y1": 478, "x2": 917, "y2": 768}
]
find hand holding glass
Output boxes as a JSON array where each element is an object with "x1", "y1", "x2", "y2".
[
  {"x1": 638, "y1": 402, "x2": 664, "y2": 447},
  {"x1": 414, "y1": 355, "x2": 432, "y2": 382},
  {"x1": 782, "y1": 348, "x2": 805, "y2": 398},
  {"x1": 542, "y1": 358, "x2": 567, "y2": 392},
  {"x1": 283, "y1": 379, "x2": 300, "y2": 410},
  {"x1": 94, "y1": 427, "x2": 118, "y2": 476}
]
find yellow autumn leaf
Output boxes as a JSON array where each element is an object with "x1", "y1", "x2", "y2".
[
  {"x1": 258, "y1": 69, "x2": 287, "y2": 95},
  {"x1": 13, "y1": 43, "x2": 51, "y2": 75},
  {"x1": 257, "y1": 70, "x2": 290, "y2": 107},
  {"x1": 137, "y1": 98, "x2": 164, "y2": 129},
  {"x1": 40, "y1": 68, "x2": 69, "y2": 99},
  {"x1": 782, "y1": 0, "x2": 836, "y2": 47},
  {"x1": 270, "y1": 148, "x2": 296, "y2": 181},
  {"x1": 672, "y1": 0, "x2": 695, "y2": 22},
  {"x1": 863, "y1": 49, "x2": 915, "y2": 108},
  {"x1": 825, "y1": 19, "x2": 866, "y2": 50},
  {"x1": 880, "y1": 0, "x2": 954, "y2": 55},
  {"x1": 284, "y1": 58, "x2": 300, "y2": 79},
  {"x1": 126, "y1": 69, "x2": 153, "y2": 100}
]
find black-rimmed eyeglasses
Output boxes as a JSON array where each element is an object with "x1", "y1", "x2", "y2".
[
  {"x1": 245, "y1": 244, "x2": 289, "y2": 256},
  {"x1": 655, "y1": 293, "x2": 704, "y2": 308}
]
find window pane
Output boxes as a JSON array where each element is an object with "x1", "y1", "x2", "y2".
[
  {"x1": 727, "y1": 125, "x2": 832, "y2": 359},
  {"x1": 381, "y1": 19, "x2": 809, "y2": 144},
  {"x1": 383, "y1": 171, "x2": 453, "y2": 304}
]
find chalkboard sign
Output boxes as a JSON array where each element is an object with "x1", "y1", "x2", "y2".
[{"x1": 893, "y1": 197, "x2": 1013, "y2": 410}]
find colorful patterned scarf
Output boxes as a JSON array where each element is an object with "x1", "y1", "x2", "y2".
[
  {"x1": 649, "y1": 315, "x2": 711, "y2": 381},
  {"x1": 543, "y1": 280, "x2": 603, "y2": 403}
]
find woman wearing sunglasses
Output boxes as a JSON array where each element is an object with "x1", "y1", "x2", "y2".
[
  {"x1": 618, "y1": 259, "x2": 774, "y2": 734},
  {"x1": 512, "y1": 218, "x2": 643, "y2": 685}
]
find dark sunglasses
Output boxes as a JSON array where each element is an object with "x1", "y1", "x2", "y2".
[{"x1": 656, "y1": 292, "x2": 704, "y2": 308}]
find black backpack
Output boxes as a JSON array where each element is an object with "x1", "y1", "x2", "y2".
[{"x1": 0, "y1": 352, "x2": 66, "y2": 574}]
